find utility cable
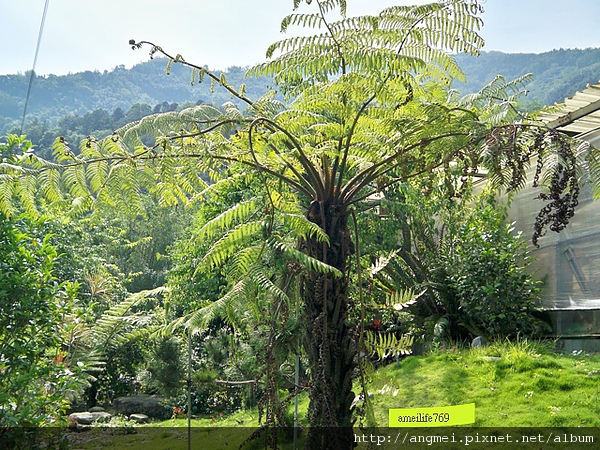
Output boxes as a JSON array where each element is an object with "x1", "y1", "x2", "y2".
[{"x1": 20, "y1": 0, "x2": 51, "y2": 134}]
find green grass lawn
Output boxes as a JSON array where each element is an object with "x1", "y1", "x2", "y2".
[
  {"x1": 68, "y1": 340, "x2": 600, "y2": 449},
  {"x1": 367, "y1": 340, "x2": 600, "y2": 427}
]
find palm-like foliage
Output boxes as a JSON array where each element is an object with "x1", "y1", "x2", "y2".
[
  {"x1": 0, "y1": 1, "x2": 596, "y2": 447},
  {"x1": 64, "y1": 287, "x2": 166, "y2": 389}
]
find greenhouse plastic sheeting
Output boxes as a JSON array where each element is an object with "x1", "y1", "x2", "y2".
[{"x1": 506, "y1": 129, "x2": 600, "y2": 337}]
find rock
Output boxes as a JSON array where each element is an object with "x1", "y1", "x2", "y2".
[
  {"x1": 69, "y1": 410, "x2": 112, "y2": 425},
  {"x1": 69, "y1": 412, "x2": 94, "y2": 425},
  {"x1": 471, "y1": 336, "x2": 488, "y2": 348},
  {"x1": 129, "y1": 413, "x2": 150, "y2": 424},
  {"x1": 90, "y1": 411, "x2": 112, "y2": 423},
  {"x1": 89, "y1": 406, "x2": 105, "y2": 412},
  {"x1": 113, "y1": 395, "x2": 170, "y2": 420}
]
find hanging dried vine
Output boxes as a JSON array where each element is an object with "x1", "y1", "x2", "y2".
[
  {"x1": 531, "y1": 130, "x2": 580, "y2": 247},
  {"x1": 482, "y1": 125, "x2": 582, "y2": 247}
]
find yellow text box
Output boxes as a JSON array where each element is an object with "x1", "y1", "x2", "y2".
[{"x1": 389, "y1": 403, "x2": 475, "y2": 427}]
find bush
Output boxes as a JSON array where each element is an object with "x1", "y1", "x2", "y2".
[
  {"x1": 446, "y1": 198, "x2": 545, "y2": 339},
  {"x1": 0, "y1": 214, "x2": 84, "y2": 426}
]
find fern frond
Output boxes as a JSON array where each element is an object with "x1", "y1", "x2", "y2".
[
  {"x1": 230, "y1": 244, "x2": 265, "y2": 278},
  {"x1": 250, "y1": 91, "x2": 287, "y2": 117},
  {"x1": 367, "y1": 249, "x2": 398, "y2": 277},
  {"x1": 267, "y1": 236, "x2": 342, "y2": 277},
  {"x1": 196, "y1": 197, "x2": 260, "y2": 240},
  {"x1": 0, "y1": 174, "x2": 17, "y2": 216},
  {"x1": 587, "y1": 144, "x2": 600, "y2": 199},
  {"x1": 460, "y1": 74, "x2": 533, "y2": 125},
  {"x1": 364, "y1": 331, "x2": 414, "y2": 360},
  {"x1": 197, "y1": 220, "x2": 264, "y2": 272},
  {"x1": 92, "y1": 287, "x2": 166, "y2": 352},
  {"x1": 252, "y1": 0, "x2": 484, "y2": 94},
  {"x1": 282, "y1": 213, "x2": 329, "y2": 243},
  {"x1": 185, "y1": 278, "x2": 248, "y2": 330},
  {"x1": 14, "y1": 173, "x2": 40, "y2": 216},
  {"x1": 248, "y1": 263, "x2": 290, "y2": 303},
  {"x1": 383, "y1": 288, "x2": 425, "y2": 311},
  {"x1": 279, "y1": 13, "x2": 325, "y2": 35}
]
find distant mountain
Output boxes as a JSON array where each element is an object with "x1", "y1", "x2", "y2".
[
  {"x1": 454, "y1": 48, "x2": 600, "y2": 109},
  {"x1": 1, "y1": 48, "x2": 599, "y2": 154},
  {"x1": 0, "y1": 58, "x2": 276, "y2": 135}
]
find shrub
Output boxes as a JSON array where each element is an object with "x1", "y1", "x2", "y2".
[
  {"x1": 0, "y1": 214, "x2": 84, "y2": 426},
  {"x1": 447, "y1": 198, "x2": 545, "y2": 339}
]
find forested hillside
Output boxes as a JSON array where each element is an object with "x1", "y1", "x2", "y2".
[
  {"x1": 0, "y1": 59, "x2": 275, "y2": 156},
  {"x1": 455, "y1": 48, "x2": 600, "y2": 109},
  {"x1": 1, "y1": 48, "x2": 599, "y2": 157}
]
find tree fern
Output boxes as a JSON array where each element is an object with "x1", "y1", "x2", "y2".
[{"x1": 1, "y1": 2, "x2": 593, "y2": 445}]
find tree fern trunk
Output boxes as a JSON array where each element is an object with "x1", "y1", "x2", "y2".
[{"x1": 301, "y1": 200, "x2": 356, "y2": 449}]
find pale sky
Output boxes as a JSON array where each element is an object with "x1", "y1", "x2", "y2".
[{"x1": 1, "y1": 0, "x2": 600, "y2": 76}]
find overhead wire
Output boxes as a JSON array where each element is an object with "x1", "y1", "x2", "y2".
[{"x1": 20, "y1": 0, "x2": 51, "y2": 134}]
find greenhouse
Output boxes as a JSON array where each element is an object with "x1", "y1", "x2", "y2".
[{"x1": 510, "y1": 81, "x2": 600, "y2": 351}]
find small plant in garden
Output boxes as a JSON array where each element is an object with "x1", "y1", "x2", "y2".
[{"x1": 171, "y1": 406, "x2": 184, "y2": 419}]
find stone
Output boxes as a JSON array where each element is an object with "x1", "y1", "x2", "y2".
[
  {"x1": 113, "y1": 395, "x2": 170, "y2": 420},
  {"x1": 471, "y1": 336, "x2": 488, "y2": 348},
  {"x1": 129, "y1": 413, "x2": 150, "y2": 424},
  {"x1": 69, "y1": 410, "x2": 113, "y2": 425},
  {"x1": 90, "y1": 411, "x2": 112, "y2": 423},
  {"x1": 69, "y1": 412, "x2": 94, "y2": 425},
  {"x1": 89, "y1": 406, "x2": 105, "y2": 412}
]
